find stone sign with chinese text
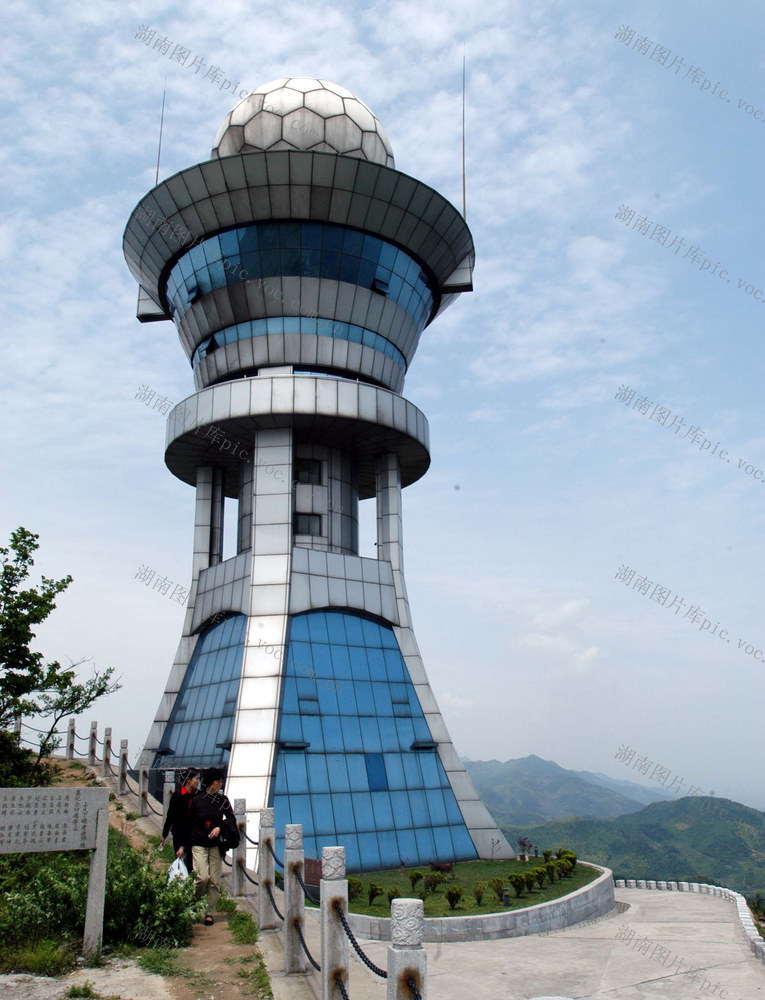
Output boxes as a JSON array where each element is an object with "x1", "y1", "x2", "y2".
[{"x1": 0, "y1": 786, "x2": 108, "y2": 854}]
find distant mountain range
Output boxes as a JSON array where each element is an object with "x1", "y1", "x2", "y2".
[
  {"x1": 464, "y1": 755, "x2": 765, "y2": 896},
  {"x1": 464, "y1": 754, "x2": 669, "y2": 826}
]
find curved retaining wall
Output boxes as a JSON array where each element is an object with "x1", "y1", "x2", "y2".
[
  {"x1": 348, "y1": 863, "x2": 614, "y2": 942},
  {"x1": 614, "y1": 878, "x2": 765, "y2": 966}
]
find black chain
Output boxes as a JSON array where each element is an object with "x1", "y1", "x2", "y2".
[
  {"x1": 333, "y1": 900, "x2": 387, "y2": 979},
  {"x1": 74, "y1": 731, "x2": 88, "y2": 742},
  {"x1": 21, "y1": 722, "x2": 66, "y2": 737},
  {"x1": 244, "y1": 831, "x2": 259, "y2": 846},
  {"x1": 241, "y1": 864, "x2": 258, "y2": 886},
  {"x1": 407, "y1": 977, "x2": 423, "y2": 1000},
  {"x1": 124, "y1": 773, "x2": 140, "y2": 795},
  {"x1": 142, "y1": 792, "x2": 163, "y2": 817},
  {"x1": 265, "y1": 881, "x2": 284, "y2": 920},
  {"x1": 223, "y1": 855, "x2": 233, "y2": 867},
  {"x1": 294, "y1": 863, "x2": 316, "y2": 901},
  {"x1": 95, "y1": 735, "x2": 104, "y2": 745},
  {"x1": 106, "y1": 758, "x2": 119, "y2": 777},
  {"x1": 266, "y1": 838, "x2": 284, "y2": 868},
  {"x1": 293, "y1": 918, "x2": 321, "y2": 971},
  {"x1": 334, "y1": 972, "x2": 349, "y2": 1000}
]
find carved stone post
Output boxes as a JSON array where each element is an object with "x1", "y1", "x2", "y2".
[
  {"x1": 284, "y1": 823, "x2": 306, "y2": 973},
  {"x1": 101, "y1": 728, "x2": 112, "y2": 777},
  {"x1": 88, "y1": 721, "x2": 98, "y2": 766},
  {"x1": 232, "y1": 798, "x2": 247, "y2": 897},
  {"x1": 387, "y1": 898, "x2": 427, "y2": 1000},
  {"x1": 118, "y1": 739, "x2": 128, "y2": 795},
  {"x1": 138, "y1": 766, "x2": 148, "y2": 817},
  {"x1": 258, "y1": 808, "x2": 276, "y2": 930},
  {"x1": 321, "y1": 846, "x2": 349, "y2": 1000},
  {"x1": 67, "y1": 718, "x2": 76, "y2": 760}
]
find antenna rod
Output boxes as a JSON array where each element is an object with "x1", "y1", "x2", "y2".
[
  {"x1": 462, "y1": 47, "x2": 467, "y2": 220},
  {"x1": 155, "y1": 78, "x2": 167, "y2": 187}
]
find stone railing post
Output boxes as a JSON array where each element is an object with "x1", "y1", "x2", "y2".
[
  {"x1": 321, "y1": 846, "x2": 349, "y2": 1000},
  {"x1": 232, "y1": 798, "x2": 247, "y2": 897},
  {"x1": 138, "y1": 766, "x2": 148, "y2": 816},
  {"x1": 13, "y1": 714, "x2": 21, "y2": 736},
  {"x1": 387, "y1": 898, "x2": 427, "y2": 1000},
  {"x1": 258, "y1": 808, "x2": 276, "y2": 930},
  {"x1": 88, "y1": 721, "x2": 98, "y2": 766},
  {"x1": 66, "y1": 718, "x2": 76, "y2": 759},
  {"x1": 284, "y1": 823, "x2": 306, "y2": 973},
  {"x1": 101, "y1": 727, "x2": 112, "y2": 777},
  {"x1": 163, "y1": 770, "x2": 175, "y2": 824},
  {"x1": 118, "y1": 739, "x2": 128, "y2": 794}
]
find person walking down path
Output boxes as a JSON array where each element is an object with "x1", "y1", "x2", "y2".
[
  {"x1": 189, "y1": 767, "x2": 235, "y2": 925},
  {"x1": 160, "y1": 767, "x2": 200, "y2": 872}
]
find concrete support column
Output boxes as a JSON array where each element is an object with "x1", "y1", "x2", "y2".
[
  {"x1": 387, "y1": 898, "x2": 426, "y2": 1000},
  {"x1": 210, "y1": 467, "x2": 225, "y2": 565},
  {"x1": 284, "y1": 823, "x2": 306, "y2": 974},
  {"x1": 231, "y1": 798, "x2": 247, "y2": 897},
  {"x1": 66, "y1": 718, "x2": 76, "y2": 760},
  {"x1": 237, "y1": 457, "x2": 254, "y2": 553},
  {"x1": 258, "y1": 808, "x2": 276, "y2": 930},
  {"x1": 118, "y1": 739, "x2": 128, "y2": 795},
  {"x1": 321, "y1": 846, "x2": 349, "y2": 1000},
  {"x1": 102, "y1": 728, "x2": 112, "y2": 777},
  {"x1": 138, "y1": 766, "x2": 148, "y2": 816},
  {"x1": 163, "y1": 770, "x2": 175, "y2": 824},
  {"x1": 88, "y1": 721, "x2": 98, "y2": 766},
  {"x1": 376, "y1": 453, "x2": 410, "y2": 627},
  {"x1": 192, "y1": 466, "x2": 215, "y2": 579}
]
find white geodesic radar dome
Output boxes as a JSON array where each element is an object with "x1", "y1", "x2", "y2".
[{"x1": 211, "y1": 77, "x2": 395, "y2": 168}]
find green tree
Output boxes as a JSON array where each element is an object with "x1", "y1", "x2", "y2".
[
  {"x1": 509, "y1": 873, "x2": 525, "y2": 897},
  {"x1": 0, "y1": 528, "x2": 119, "y2": 782}
]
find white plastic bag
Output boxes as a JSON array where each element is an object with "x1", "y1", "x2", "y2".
[{"x1": 168, "y1": 857, "x2": 189, "y2": 883}]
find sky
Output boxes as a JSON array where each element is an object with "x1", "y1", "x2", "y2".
[{"x1": 2, "y1": 0, "x2": 764, "y2": 812}]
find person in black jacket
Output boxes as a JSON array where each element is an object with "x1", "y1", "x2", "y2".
[
  {"x1": 160, "y1": 768, "x2": 200, "y2": 872},
  {"x1": 189, "y1": 767, "x2": 234, "y2": 924}
]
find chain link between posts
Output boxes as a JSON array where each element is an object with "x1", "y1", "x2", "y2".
[
  {"x1": 241, "y1": 865, "x2": 258, "y2": 886},
  {"x1": 293, "y1": 917, "x2": 321, "y2": 971},
  {"x1": 265, "y1": 881, "x2": 284, "y2": 920},
  {"x1": 244, "y1": 831, "x2": 259, "y2": 846},
  {"x1": 333, "y1": 900, "x2": 388, "y2": 978},
  {"x1": 407, "y1": 977, "x2": 423, "y2": 1000},
  {"x1": 142, "y1": 792, "x2": 163, "y2": 817},
  {"x1": 334, "y1": 972, "x2": 350, "y2": 1000},
  {"x1": 266, "y1": 838, "x2": 284, "y2": 868},
  {"x1": 294, "y1": 863, "x2": 316, "y2": 901}
]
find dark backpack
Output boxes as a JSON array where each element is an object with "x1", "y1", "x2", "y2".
[{"x1": 218, "y1": 799, "x2": 240, "y2": 852}]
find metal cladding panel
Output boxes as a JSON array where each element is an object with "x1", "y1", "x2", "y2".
[{"x1": 123, "y1": 152, "x2": 473, "y2": 316}]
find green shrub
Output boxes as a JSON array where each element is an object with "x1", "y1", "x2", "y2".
[
  {"x1": 347, "y1": 876, "x2": 363, "y2": 901},
  {"x1": 387, "y1": 887, "x2": 401, "y2": 904},
  {"x1": 408, "y1": 870, "x2": 424, "y2": 890},
  {"x1": 533, "y1": 868, "x2": 547, "y2": 890},
  {"x1": 489, "y1": 876, "x2": 504, "y2": 902},
  {"x1": 509, "y1": 874, "x2": 525, "y2": 898},
  {"x1": 65, "y1": 983, "x2": 102, "y2": 999},
  {"x1": 423, "y1": 871, "x2": 445, "y2": 894},
  {"x1": 368, "y1": 883, "x2": 384, "y2": 906},
  {"x1": 545, "y1": 862, "x2": 557, "y2": 884},
  {"x1": 473, "y1": 881, "x2": 485, "y2": 905},
  {"x1": 125, "y1": 811, "x2": 140, "y2": 822},
  {"x1": 542, "y1": 849, "x2": 553, "y2": 863},
  {"x1": 523, "y1": 871, "x2": 537, "y2": 894},
  {"x1": 445, "y1": 886, "x2": 463, "y2": 910}
]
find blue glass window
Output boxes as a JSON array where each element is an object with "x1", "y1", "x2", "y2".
[
  {"x1": 272, "y1": 611, "x2": 477, "y2": 872},
  {"x1": 154, "y1": 614, "x2": 246, "y2": 771},
  {"x1": 164, "y1": 222, "x2": 434, "y2": 335}
]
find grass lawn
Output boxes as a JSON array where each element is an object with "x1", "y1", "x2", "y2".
[{"x1": 344, "y1": 858, "x2": 600, "y2": 918}]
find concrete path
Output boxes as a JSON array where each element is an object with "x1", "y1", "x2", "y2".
[{"x1": 258, "y1": 888, "x2": 764, "y2": 1000}]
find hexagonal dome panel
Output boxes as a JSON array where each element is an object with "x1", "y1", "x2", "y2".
[{"x1": 211, "y1": 77, "x2": 395, "y2": 167}]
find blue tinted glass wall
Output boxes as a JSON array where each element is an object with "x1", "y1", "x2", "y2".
[
  {"x1": 191, "y1": 318, "x2": 407, "y2": 373},
  {"x1": 156, "y1": 614, "x2": 246, "y2": 771},
  {"x1": 165, "y1": 222, "x2": 434, "y2": 332},
  {"x1": 271, "y1": 611, "x2": 477, "y2": 872}
]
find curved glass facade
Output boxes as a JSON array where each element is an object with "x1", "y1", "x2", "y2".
[
  {"x1": 155, "y1": 614, "x2": 246, "y2": 771},
  {"x1": 191, "y1": 317, "x2": 407, "y2": 372},
  {"x1": 165, "y1": 222, "x2": 434, "y2": 330},
  {"x1": 272, "y1": 611, "x2": 477, "y2": 872}
]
